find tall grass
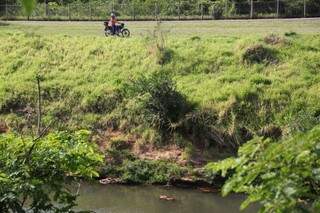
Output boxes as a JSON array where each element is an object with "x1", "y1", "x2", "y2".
[{"x1": 0, "y1": 32, "x2": 319, "y2": 149}]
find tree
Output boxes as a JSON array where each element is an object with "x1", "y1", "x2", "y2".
[
  {"x1": 0, "y1": 130, "x2": 103, "y2": 212},
  {"x1": 21, "y1": 0, "x2": 37, "y2": 19},
  {"x1": 205, "y1": 126, "x2": 320, "y2": 212}
]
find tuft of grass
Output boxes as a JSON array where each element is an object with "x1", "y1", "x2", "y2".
[
  {"x1": 284, "y1": 31, "x2": 298, "y2": 37},
  {"x1": 241, "y1": 44, "x2": 278, "y2": 65},
  {"x1": 264, "y1": 34, "x2": 288, "y2": 46}
]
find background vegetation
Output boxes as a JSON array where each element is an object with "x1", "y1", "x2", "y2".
[
  {"x1": 0, "y1": 20, "x2": 320, "y2": 212},
  {"x1": 3, "y1": 19, "x2": 320, "y2": 38},
  {"x1": 1, "y1": 0, "x2": 320, "y2": 20}
]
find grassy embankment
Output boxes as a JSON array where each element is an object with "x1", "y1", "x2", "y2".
[{"x1": 0, "y1": 25, "x2": 319, "y2": 184}]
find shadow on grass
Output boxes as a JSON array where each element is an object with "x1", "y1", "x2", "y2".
[{"x1": 0, "y1": 22, "x2": 10, "y2": 26}]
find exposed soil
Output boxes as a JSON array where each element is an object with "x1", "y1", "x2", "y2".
[
  {"x1": 0, "y1": 121, "x2": 8, "y2": 134},
  {"x1": 95, "y1": 129, "x2": 210, "y2": 166}
]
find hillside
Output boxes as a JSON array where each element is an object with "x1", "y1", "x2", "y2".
[{"x1": 0, "y1": 31, "x2": 319, "y2": 167}]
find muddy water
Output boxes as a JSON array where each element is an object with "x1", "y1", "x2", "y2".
[{"x1": 76, "y1": 184, "x2": 258, "y2": 213}]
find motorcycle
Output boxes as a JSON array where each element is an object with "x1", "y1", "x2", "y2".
[{"x1": 104, "y1": 22, "x2": 131, "y2": 37}]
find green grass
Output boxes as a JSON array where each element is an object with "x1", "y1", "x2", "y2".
[
  {"x1": 0, "y1": 20, "x2": 319, "y2": 152},
  {"x1": 1, "y1": 18, "x2": 320, "y2": 37}
]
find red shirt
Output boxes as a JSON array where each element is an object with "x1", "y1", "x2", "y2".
[{"x1": 109, "y1": 17, "x2": 117, "y2": 26}]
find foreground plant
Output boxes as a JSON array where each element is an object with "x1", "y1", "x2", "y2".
[
  {"x1": 0, "y1": 130, "x2": 103, "y2": 212},
  {"x1": 206, "y1": 126, "x2": 320, "y2": 212}
]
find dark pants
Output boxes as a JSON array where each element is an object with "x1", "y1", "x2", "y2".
[{"x1": 111, "y1": 25, "x2": 116, "y2": 35}]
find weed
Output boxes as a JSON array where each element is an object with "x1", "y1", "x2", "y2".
[
  {"x1": 149, "y1": 22, "x2": 173, "y2": 65},
  {"x1": 264, "y1": 34, "x2": 288, "y2": 45},
  {"x1": 190, "y1": 36, "x2": 201, "y2": 41},
  {"x1": 284, "y1": 31, "x2": 298, "y2": 37},
  {"x1": 258, "y1": 124, "x2": 283, "y2": 140},
  {"x1": 242, "y1": 44, "x2": 278, "y2": 65}
]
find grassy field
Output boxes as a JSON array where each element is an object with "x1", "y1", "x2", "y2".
[
  {"x1": 0, "y1": 19, "x2": 319, "y2": 162},
  {"x1": 1, "y1": 18, "x2": 320, "y2": 37},
  {"x1": 1, "y1": 22, "x2": 319, "y2": 142}
]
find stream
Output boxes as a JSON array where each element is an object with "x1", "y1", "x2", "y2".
[{"x1": 76, "y1": 184, "x2": 259, "y2": 213}]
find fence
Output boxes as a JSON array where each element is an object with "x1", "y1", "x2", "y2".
[{"x1": 0, "y1": 0, "x2": 320, "y2": 21}]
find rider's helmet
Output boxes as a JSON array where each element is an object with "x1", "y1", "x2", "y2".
[{"x1": 111, "y1": 13, "x2": 116, "y2": 18}]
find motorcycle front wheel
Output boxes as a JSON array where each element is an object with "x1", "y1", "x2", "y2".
[{"x1": 121, "y1": 29, "x2": 131, "y2": 38}]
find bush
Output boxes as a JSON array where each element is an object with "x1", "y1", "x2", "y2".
[
  {"x1": 0, "y1": 131, "x2": 103, "y2": 212},
  {"x1": 205, "y1": 126, "x2": 320, "y2": 212},
  {"x1": 242, "y1": 44, "x2": 278, "y2": 65},
  {"x1": 120, "y1": 159, "x2": 185, "y2": 184},
  {"x1": 120, "y1": 71, "x2": 191, "y2": 135},
  {"x1": 81, "y1": 89, "x2": 122, "y2": 114},
  {"x1": 182, "y1": 108, "x2": 223, "y2": 148}
]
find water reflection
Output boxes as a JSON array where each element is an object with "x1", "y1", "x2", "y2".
[{"x1": 76, "y1": 184, "x2": 258, "y2": 213}]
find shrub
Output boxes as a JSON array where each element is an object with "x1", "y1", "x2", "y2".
[
  {"x1": 182, "y1": 108, "x2": 223, "y2": 148},
  {"x1": 120, "y1": 71, "x2": 191, "y2": 135},
  {"x1": 120, "y1": 159, "x2": 185, "y2": 184},
  {"x1": 205, "y1": 126, "x2": 320, "y2": 212},
  {"x1": 81, "y1": 89, "x2": 122, "y2": 114},
  {"x1": 0, "y1": 131, "x2": 103, "y2": 212},
  {"x1": 242, "y1": 44, "x2": 278, "y2": 65}
]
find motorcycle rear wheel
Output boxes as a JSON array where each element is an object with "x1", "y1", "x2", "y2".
[{"x1": 105, "y1": 30, "x2": 112, "y2": 37}]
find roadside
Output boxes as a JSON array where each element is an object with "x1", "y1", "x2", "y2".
[{"x1": 1, "y1": 18, "x2": 320, "y2": 37}]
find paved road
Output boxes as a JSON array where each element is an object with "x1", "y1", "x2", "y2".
[{"x1": 1, "y1": 18, "x2": 320, "y2": 37}]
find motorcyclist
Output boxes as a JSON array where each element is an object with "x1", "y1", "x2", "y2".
[{"x1": 108, "y1": 13, "x2": 118, "y2": 35}]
